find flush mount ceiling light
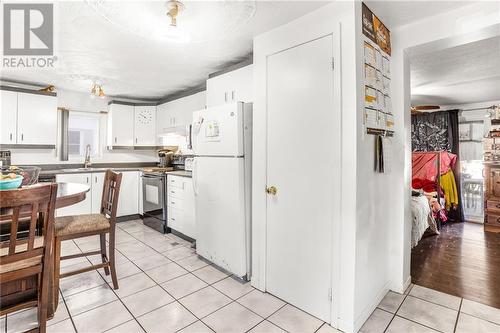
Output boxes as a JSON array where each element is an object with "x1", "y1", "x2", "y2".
[
  {"x1": 166, "y1": 0, "x2": 184, "y2": 27},
  {"x1": 85, "y1": 0, "x2": 256, "y2": 43},
  {"x1": 90, "y1": 83, "x2": 105, "y2": 98}
]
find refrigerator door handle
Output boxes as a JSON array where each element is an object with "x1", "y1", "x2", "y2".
[
  {"x1": 192, "y1": 158, "x2": 199, "y2": 196},
  {"x1": 187, "y1": 124, "x2": 193, "y2": 150}
]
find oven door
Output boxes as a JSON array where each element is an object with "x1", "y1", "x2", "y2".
[{"x1": 141, "y1": 173, "x2": 166, "y2": 221}]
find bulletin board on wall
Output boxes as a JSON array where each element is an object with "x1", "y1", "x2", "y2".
[{"x1": 362, "y1": 3, "x2": 394, "y2": 136}]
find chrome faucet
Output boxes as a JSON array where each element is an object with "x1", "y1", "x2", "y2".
[{"x1": 84, "y1": 144, "x2": 92, "y2": 168}]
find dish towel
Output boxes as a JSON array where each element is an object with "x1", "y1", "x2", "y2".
[{"x1": 375, "y1": 134, "x2": 384, "y2": 173}]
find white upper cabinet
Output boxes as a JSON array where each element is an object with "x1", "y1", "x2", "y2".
[
  {"x1": 157, "y1": 91, "x2": 206, "y2": 134},
  {"x1": 17, "y1": 93, "x2": 58, "y2": 145},
  {"x1": 134, "y1": 105, "x2": 157, "y2": 146},
  {"x1": 206, "y1": 64, "x2": 253, "y2": 107},
  {"x1": 0, "y1": 90, "x2": 17, "y2": 144},
  {"x1": 0, "y1": 90, "x2": 57, "y2": 146},
  {"x1": 107, "y1": 102, "x2": 134, "y2": 147}
]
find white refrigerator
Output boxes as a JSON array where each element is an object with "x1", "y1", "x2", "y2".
[{"x1": 191, "y1": 102, "x2": 252, "y2": 279}]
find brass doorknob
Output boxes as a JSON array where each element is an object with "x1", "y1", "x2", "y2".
[{"x1": 266, "y1": 186, "x2": 277, "y2": 195}]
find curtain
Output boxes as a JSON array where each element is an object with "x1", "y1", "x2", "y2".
[{"x1": 412, "y1": 110, "x2": 463, "y2": 221}]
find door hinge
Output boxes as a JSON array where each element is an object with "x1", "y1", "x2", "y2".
[
  {"x1": 328, "y1": 288, "x2": 332, "y2": 301},
  {"x1": 331, "y1": 57, "x2": 335, "y2": 70}
]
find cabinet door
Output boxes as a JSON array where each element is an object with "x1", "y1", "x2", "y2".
[
  {"x1": 231, "y1": 65, "x2": 253, "y2": 103},
  {"x1": 0, "y1": 90, "x2": 17, "y2": 144},
  {"x1": 134, "y1": 105, "x2": 156, "y2": 146},
  {"x1": 117, "y1": 171, "x2": 139, "y2": 217},
  {"x1": 17, "y1": 93, "x2": 57, "y2": 145},
  {"x1": 109, "y1": 104, "x2": 134, "y2": 146},
  {"x1": 55, "y1": 173, "x2": 92, "y2": 217},
  {"x1": 91, "y1": 172, "x2": 105, "y2": 214},
  {"x1": 156, "y1": 102, "x2": 173, "y2": 134},
  {"x1": 206, "y1": 74, "x2": 230, "y2": 107}
]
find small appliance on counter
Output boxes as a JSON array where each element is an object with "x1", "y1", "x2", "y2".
[
  {"x1": 172, "y1": 154, "x2": 194, "y2": 170},
  {"x1": 184, "y1": 157, "x2": 194, "y2": 171},
  {"x1": 0, "y1": 151, "x2": 11, "y2": 167},
  {"x1": 158, "y1": 146, "x2": 177, "y2": 168}
]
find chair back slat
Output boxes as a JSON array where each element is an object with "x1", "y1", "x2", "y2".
[
  {"x1": 100, "y1": 170, "x2": 122, "y2": 224},
  {"x1": 8, "y1": 208, "x2": 20, "y2": 255},
  {"x1": 1, "y1": 184, "x2": 58, "y2": 261},
  {"x1": 28, "y1": 203, "x2": 38, "y2": 251}
]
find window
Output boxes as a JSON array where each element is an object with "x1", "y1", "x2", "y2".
[{"x1": 67, "y1": 113, "x2": 100, "y2": 157}]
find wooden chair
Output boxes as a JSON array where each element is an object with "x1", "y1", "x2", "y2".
[
  {"x1": 0, "y1": 183, "x2": 58, "y2": 333},
  {"x1": 53, "y1": 170, "x2": 122, "y2": 299}
]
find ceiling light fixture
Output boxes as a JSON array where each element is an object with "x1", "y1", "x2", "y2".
[
  {"x1": 166, "y1": 0, "x2": 184, "y2": 27},
  {"x1": 90, "y1": 83, "x2": 105, "y2": 99}
]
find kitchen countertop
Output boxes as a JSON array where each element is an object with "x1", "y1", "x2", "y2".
[
  {"x1": 39, "y1": 166, "x2": 192, "y2": 178},
  {"x1": 165, "y1": 170, "x2": 192, "y2": 178},
  {"x1": 40, "y1": 167, "x2": 148, "y2": 176}
]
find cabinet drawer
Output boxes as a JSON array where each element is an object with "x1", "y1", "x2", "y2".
[
  {"x1": 168, "y1": 186, "x2": 185, "y2": 199},
  {"x1": 168, "y1": 176, "x2": 185, "y2": 189},
  {"x1": 167, "y1": 196, "x2": 186, "y2": 210},
  {"x1": 487, "y1": 200, "x2": 500, "y2": 212},
  {"x1": 486, "y1": 213, "x2": 500, "y2": 227}
]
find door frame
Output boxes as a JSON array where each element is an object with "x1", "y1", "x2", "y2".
[{"x1": 252, "y1": 24, "x2": 343, "y2": 327}]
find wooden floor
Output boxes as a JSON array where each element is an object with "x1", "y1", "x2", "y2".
[{"x1": 412, "y1": 221, "x2": 500, "y2": 308}]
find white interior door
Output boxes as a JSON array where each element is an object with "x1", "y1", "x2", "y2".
[{"x1": 266, "y1": 35, "x2": 335, "y2": 322}]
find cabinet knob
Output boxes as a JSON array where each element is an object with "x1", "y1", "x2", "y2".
[
  {"x1": 10, "y1": 133, "x2": 12, "y2": 141},
  {"x1": 21, "y1": 134, "x2": 24, "y2": 141},
  {"x1": 114, "y1": 137, "x2": 117, "y2": 143}
]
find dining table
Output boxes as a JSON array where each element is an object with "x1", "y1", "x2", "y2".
[{"x1": 0, "y1": 182, "x2": 90, "y2": 318}]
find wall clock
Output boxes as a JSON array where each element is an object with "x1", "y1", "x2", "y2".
[{"x1": 137, "y1": 109, "x2": 153, "y2": 125}]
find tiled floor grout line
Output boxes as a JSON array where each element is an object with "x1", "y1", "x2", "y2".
[
  {"x1": 245, "y1": 303, "x2": 290, "y2": 333},
  {"x1": 383, "y1": 288, "x2": 412, "y2": 333},
  {"x1": 58, "y1": 285, "x2": 79, "y2": 333},
  {"x1": 453, "y1": 298, "x2": 463, "y2": 333}
]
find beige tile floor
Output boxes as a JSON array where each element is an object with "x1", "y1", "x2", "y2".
[{"x1": 3, "y1": 220, "x2": 500, "y2": 333}]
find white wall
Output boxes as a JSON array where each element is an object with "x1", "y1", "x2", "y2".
[
  {"x1": 353, "y1": 2, "x2": 394, "y2": 328},
  {"x1": 388, "y1": 2, "x2": 500, "y2": 294}
]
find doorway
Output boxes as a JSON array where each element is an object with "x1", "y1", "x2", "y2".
[
  {"x1": 265, "y1": 34, "x2": 335, "y2": 322},
  {"x1": 409, "y1": 35, "x2": 500, "y2": 307}
]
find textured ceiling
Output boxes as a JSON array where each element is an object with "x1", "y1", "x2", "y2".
[
  {"x1": 363, "y1": 1, "x2": 473, "y2": 30},
  {"x1": 1, "y1": 1, "x2": 327, "y2": 100},
  {"x1": 410, "y1": 36, "x2": 500, "y2": 105}
]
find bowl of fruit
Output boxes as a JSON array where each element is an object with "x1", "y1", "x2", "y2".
[
  {"x1": 0, "y1": 173, "x2": 23, "y2": 190},
  {"x1": 0, "y1": 166, "x2": 41, "y2": 187}
]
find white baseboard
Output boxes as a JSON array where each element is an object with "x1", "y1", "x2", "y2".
[
  {"x1": 403, "y1": 275, "x2": 412, "y2": 293},
  {"x1": 353, "y1": 282, "x2": 390, "y2": 333}
]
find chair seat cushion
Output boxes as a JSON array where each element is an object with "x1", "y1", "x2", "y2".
[
  {"x1": 0, "y1": 237, "x2": 44, "y2": 274},
  {"x1": 55, "y1": 214, "x2": 110, "y2": 237}
]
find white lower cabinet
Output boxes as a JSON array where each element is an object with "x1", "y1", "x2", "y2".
[
  {"x1": 55, "y1": 173, "x2": 92, "y2": 217},
  {"x1": 56, "y1": 170, "x2": 139, "y2": 217},
  {"x1": 116, "y1": 171, "x2": 139, "y2": 217},
  {"x1": 167, "y1": 175, "x2": 195, "y2": 238}
]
